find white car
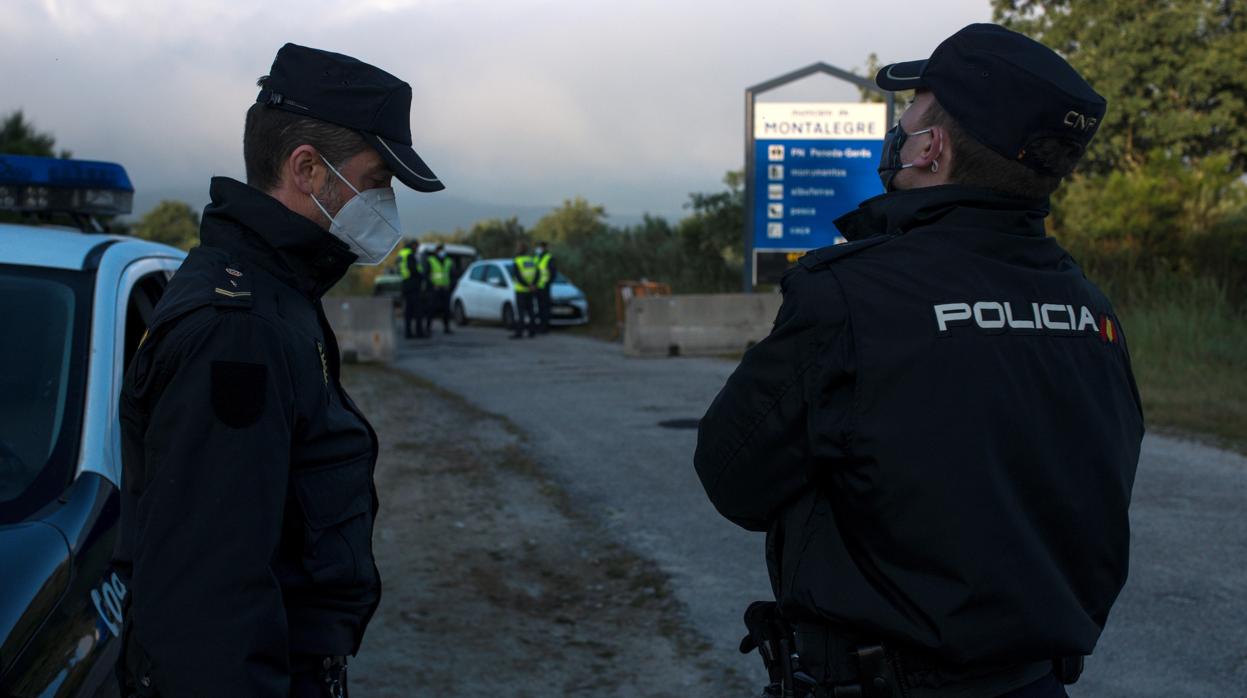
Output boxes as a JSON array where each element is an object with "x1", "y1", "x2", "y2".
[{"x1": 451, "y1": 258, "x2": 589, "y2": 327}]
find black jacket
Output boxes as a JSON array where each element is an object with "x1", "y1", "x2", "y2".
[
  {"x1": 115, "y1": 177, "x2": 381, "y2": 696},
  {"x1": 695, "y1": 186, "x2": 1143, "y2": 671}
]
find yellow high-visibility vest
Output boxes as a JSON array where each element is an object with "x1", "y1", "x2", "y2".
[
  {"x1": 513, "y1": 255, "x2": 538, "y2": 292},
  {"x1": 398, "y1": 247, "x2": 413, "y2": 280},
  {"x1": 536, "y1": 252, "x2": 552, "y2": 289},
  {"x1": 427, "y1": 255, "x2": 452, "y2": 288}
]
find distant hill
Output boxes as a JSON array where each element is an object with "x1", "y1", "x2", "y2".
[{"x1": 127, "y1": 185, "x2": 651, "y2": 236}]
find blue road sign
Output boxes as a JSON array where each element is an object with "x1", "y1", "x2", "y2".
[{"x1": 751, "y1": 102, "x2": 886, "y2": 252}]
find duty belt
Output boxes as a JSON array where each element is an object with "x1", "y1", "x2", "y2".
[{"x1": 740, "y1": 602, "x2": 1081, "y2": 698}]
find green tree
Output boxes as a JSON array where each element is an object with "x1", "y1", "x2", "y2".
[
  {"x1": 991, "y1": 0, "x2": 1247, "y2": 302},
  {"x1": 671, "y1": 170, "x2": 744, "y2": 290},
  {"x1": 993, "y1": 0, "x2": 1247, "y2": 174},
  {"x1": 532, "y1": 196, "x2": 609, "y2": 246},
  {"x1": 461, "y1": 216, "x2": 528, "y2": 258},
  {"x1": 132, "y1": 200, "x2": 199, "y2": 250},
  {"x1": 0, "y1": 110, "x2": 70, "y2": 158}
]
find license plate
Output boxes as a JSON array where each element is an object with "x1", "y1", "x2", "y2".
[{"x1": 552, "y1": 307, "x2": 575, "y2": 316}]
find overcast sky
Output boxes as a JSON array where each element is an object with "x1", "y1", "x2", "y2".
[{"x1": 3, "y1": 0, "x2": 991, "y2": 229}]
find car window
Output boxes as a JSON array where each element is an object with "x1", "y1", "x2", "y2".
[
  {"x1": 485, "y1": 264, "x2": 505, "y2": 285},
  {"x1": 124, "y1": 273, "x2": 166, "y2": 370},
  {"x1": 0, "y1": 265, "x2": 91, "y2": 521},
  {"x1": 469, "y1": 265, "x2": 487, "y2": 282}
]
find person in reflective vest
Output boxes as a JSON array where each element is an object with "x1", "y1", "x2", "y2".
[
  {"x1": 423, "y1": 244, "x2": 454, "y2": 335},
  {"x1": 510, "y1": 242, "x2": 539, "y2": 339},
  {"x1": 534, "y1": 240, "x2": 556, "y2": 333},
  {"x1": 397, "y1": 241, "x2": 427, "y2": 338}
]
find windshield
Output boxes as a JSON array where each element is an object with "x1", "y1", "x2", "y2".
[{"x1": 0, "y1": 264, "x2": 90, "y2": 521}]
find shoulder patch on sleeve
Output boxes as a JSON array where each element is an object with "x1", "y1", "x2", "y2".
[
  {"x1": 211, "y1": 361, "x2": 267, "y2": 428},
  {"x1": 798, "y1": 235, "x2": 896, "y2": 271}
]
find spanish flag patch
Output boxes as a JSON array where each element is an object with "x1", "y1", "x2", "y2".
[{"x1": 1099, "y1": 315, "x2": 1118, "y2": 343}]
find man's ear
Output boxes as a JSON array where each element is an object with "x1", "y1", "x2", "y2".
[
  {"x1": 285, "y1": 145, "x2": 323, "y2": 195},
  {"x1": 909, "y1": 126, "x2": 947, "y2": 172}
]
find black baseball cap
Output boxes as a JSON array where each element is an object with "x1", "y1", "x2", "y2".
[
  {"x1": 257, "y1": 43, "x2": 444, "y2": 192},
  {"x1": 876, "y1": 23, "x2": 1106, "y2": 175}
]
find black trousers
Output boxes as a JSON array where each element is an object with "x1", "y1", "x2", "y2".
[
  {"x1": 513, "y1": 291, "x2": 536, "y2": 336},
  {"x1": 403, "y1": 290, "x2": 425, "y2": 337},
  {"x1": 424, "y1": 288, "x2": 451, "y2": 333},
  {"x1": 536, "y1": 287, "x2": 552, "y2": 331}
]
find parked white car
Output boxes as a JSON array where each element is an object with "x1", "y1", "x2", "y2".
[{"x1": 450, "y1": 258, "x2": 589, "y2": 327}]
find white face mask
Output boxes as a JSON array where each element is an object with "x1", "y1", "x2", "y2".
[{"x1": 309, "y1": 156, "x2": 402, "y2": 266}]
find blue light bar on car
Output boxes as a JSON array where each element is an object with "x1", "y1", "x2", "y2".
[{"x1": 0, "y1": 154, "x2": 134, "y2": 216}]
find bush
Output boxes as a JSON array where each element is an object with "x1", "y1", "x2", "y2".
[{"x1": 1052, "y1": 153, "x2": 1247, "y2": 307}]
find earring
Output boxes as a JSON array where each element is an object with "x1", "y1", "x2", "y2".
[{"x1": 930, "y1": 161, "x2": 940, "y2": 174}]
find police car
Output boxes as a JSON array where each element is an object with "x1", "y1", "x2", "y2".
[{"x1": 0, "y1": 155, "x2": 186, "y2": 696}]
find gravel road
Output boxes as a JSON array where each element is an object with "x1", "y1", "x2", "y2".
[
  {"x1": 344, "y1": 364, "x2": 744, "y2": 696},
  {"x1": 392, "y1": 324, "x2": 1247, "y2": 696}
]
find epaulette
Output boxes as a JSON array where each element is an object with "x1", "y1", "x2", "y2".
[
  {"x1": 146, "y1": 248, "x2": 254, "y2": 333},
  {"x1": 797, "y1": 235, "x2": 896, "y2": 271},
  {"x1": 210, "y1": 260, "x2": 254, "y2": 308},
  {"x1": 130, "y1": 251, "x2": 254, "y2": 389}
]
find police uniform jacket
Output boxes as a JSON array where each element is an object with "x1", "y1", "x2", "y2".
[
  {"x1": 695, "y1": 185, "x2": 1144, "y2": 679},
  {"x1": 115, "y1": 177, "x2": 381, "y2": 696}
]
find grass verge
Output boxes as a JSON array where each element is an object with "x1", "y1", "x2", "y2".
[{"x1": 1116, "y1": 277, "x2": 1247, "y2": 454}]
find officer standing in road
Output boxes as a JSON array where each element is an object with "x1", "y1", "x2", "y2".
[
  {"x1": 114, "y1": 43, "x2": 444, "y2": 697},
  {"x1": 510, "y1": 241, "x2": 539, "y2": 339},
  {"x1": 534, "y1": 240, "x2": 556, "y2": 333},
  {"x1": 398, "y1": 239, "x2": 427, "y2": 338},
  {"x1": 695, "y1": 24, "x2": 1143, "y2": 698},
  {"x1": 424, "y1": 243, "x2": 454, "y2": 335}
]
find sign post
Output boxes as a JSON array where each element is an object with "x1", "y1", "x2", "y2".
[{"x1": 743, "y1": 64, "x2": 895, "y2": 290}]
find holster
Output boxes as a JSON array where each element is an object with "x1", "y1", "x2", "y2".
[
  {"x1": 740, "y1": 602, "x2": 898, "y2": 698},
  {"x1": 291, "y1": 654, "x2": 349, "y2": 698}
]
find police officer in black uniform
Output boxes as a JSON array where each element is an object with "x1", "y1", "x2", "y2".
[
  {"x1": 695, "y1": 24, "x2": 1144, "y2": 698},
  {"x1": 399, "y1": 239, "x2": 428, "y2": 338},
  {"x1": 114, "y1": 43, "x2": 443, "y2": 697}
]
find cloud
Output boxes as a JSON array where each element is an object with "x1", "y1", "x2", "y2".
[{"x1": 2, "y1": 0, "x2": 991, "y2": 219}]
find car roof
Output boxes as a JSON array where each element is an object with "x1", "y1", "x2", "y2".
[
  {"x1": 417, "y1": 242, "x2": 477, "y2": 255},
  {"x1": 0, "y1": 223, "x2": 184, "y2": 270}
]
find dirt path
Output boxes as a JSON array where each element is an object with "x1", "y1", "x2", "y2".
[{"x1": 343, "y1": 365, "x2": 746, "y2": 697}]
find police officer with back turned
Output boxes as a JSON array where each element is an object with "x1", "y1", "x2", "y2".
[
  {"x1": 115, "y1": 44, "x2": 444, "y2": 697},
  {"x1": 695, "y1": 24, "x2": 1143, "y2": 698}
]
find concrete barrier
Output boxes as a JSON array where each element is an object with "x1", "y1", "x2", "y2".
[
  {"x1": 322, "y1": 296, "x2": 395, "y2": 363},
  {"x1": 623, "y1": 293, "x2": 781, "y2": 358}
]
